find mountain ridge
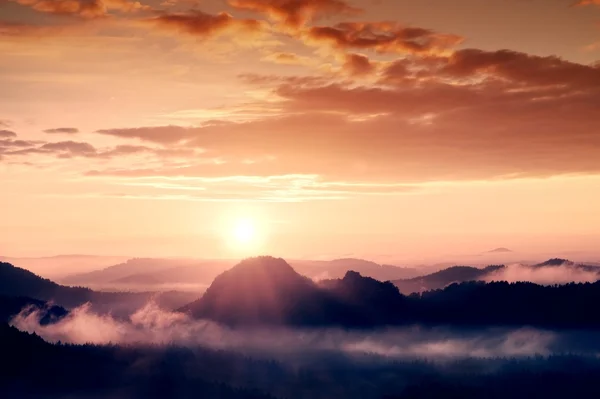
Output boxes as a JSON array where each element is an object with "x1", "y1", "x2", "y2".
[{"x1": 180, "y1": 256, "x2": 600, "y2": 329}]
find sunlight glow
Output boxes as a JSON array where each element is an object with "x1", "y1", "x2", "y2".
[{"x1": 233, "y1": 219, "x2": 256, "y2": 245}]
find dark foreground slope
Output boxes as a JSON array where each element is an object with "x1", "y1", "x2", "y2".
[
  {"x1": 181, "y1": 257, "x2": 600, "y2": 329},
  {"x1": 5, "y1": 322, "x2": 600, "y2": 399},
  {"x1": 0, "y1": 323, "x2": 275, "y2": 399}
]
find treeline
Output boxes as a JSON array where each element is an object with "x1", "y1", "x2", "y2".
[{"x1": 3, "y1": 322, "x2": 600, "y2": 399}]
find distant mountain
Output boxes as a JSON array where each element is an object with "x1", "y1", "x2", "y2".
[
  {"x1": 0, "y1": 262, "x2": 198, "y2": 316},
  {"x1": 0, "y1": 255, "x2": 129, "y2": 278},
  {"x1": 60, "y1": 258, "x2": 211, "y2": 285},
  {"x1": 290, "y1": 258, "x2": 419, "y2": 281},
  {"x1": 108, "y1": 263, "x2": 231, "y2": 287},
  {"x1": 62, "y1": 257, "x2": 417, "y2": 292},
  {"x1": 393, "y1": 265, "x2": 505, "y2": 294},
  {"x1": 487, "y1": 247, "x2": 512, "y2": 253}
]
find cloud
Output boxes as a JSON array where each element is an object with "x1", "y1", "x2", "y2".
[
  {"x1": 0, "y1": 130, "x2": 17, "y2": 139},
  {"x1": 11, "y1": 301, "x2": 557, "y2": 358},
  {"x1": 486, "y1": 263, "x2": 600, "y2": 285},
  {"x1": 305, "y1": 22, "x2": 463, "y2": 54},
  {"x1": 96, "y1": 125, "x2": 191, "y2": 144},
  {"x1": 39, "y1": 141, "x2": 98, "y2": 157},
  {"x1": 146, "y1": 10, "x2": 265, "y2": 39},
  {"x1": 0, "y1": 20, "x2": 81, "y2": 37},
  {"x1": 439, "y1": 49, "x2": 600, "y2": 88},
  {"x1": 342, "y1": 53, "x2": 375, "y2": 76},
  {"x1": 574, "y1": 0, "x2": 600, "y2": 5},
  {"x1": 12, "y1": 0, "x2": 149, "y2": 18},
  {"x1": 1, "y1": 136, "x2": 177, "y2": 161},
  {"x1": 0, "y1": 139, "x2": 39, "y2": 148},
  {"x1": 227, "y1": 0, "x2": 362, "y2": 28},
  {"x1": 0, "y1": 120, "x2": 11, "y2": 128},
  {"x1": 92, "y1": 74, "x2": 600, "y2": 183},
  {"x1": 43, "y1": 127, "x2": 80, "y2": 134},
  {"x1": 79, "y1": 172, "x2": 419, "y2": 202},
  {"x1": 261, "y1": 51, "x2": 313, "y2": 65}
]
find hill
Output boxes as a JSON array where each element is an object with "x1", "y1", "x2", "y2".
[
  {"x1": 180, "y1": 257, "x2": 600, "y2": 329},
  {"x1": 0, "y1": 255, "x2": 128, "y2": 279},
  {"x1": 60, "y1": 257, "x2": 417, "y2": 292},
  {"x1": 393, "y1": 259, "x2": 600, "y2": 294},
  {"x1": 0, "y1": 262, "x2": 197, "y2": 316},
  {"x1": 393, "y1": 265, "x2": 505, "y2": 294},
  {"x1": 181, "y1": 257, "x2": 365, "y2": 326},
  {"x1": 59, "y1": 258, "x2": 219, "y2": 285},
  {"x1": 0, "y1": 295, "x2": 67, "y2": 324}
]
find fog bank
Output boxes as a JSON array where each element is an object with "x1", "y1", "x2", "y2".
[{"x1": 10, "y1": 302, "x2": 563, "y2": 359}]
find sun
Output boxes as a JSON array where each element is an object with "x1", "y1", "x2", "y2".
[
  {"x1": 233, "y1": 219, "x2": 256, "y2": 245},
  {"x1": 220, "y1": 211, "x2": 267, "y2": 254}
]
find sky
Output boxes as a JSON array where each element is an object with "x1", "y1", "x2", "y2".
[{"x1": 1, "y1": 0, "x2": 600, "y2": 260}]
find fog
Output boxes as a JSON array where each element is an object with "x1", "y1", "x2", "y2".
[
  {"x1": 9, "y1": 301, "x2": 583, "y2": 359},
  {"x1": 485, "y1": 262, "x2": 600, "y2": 285}
]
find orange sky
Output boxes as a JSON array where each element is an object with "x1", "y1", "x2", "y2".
[{"x1": 1, "y1": 0, "x2": 600, "y2": 259}]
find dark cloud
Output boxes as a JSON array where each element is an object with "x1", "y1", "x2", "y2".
[
  {"x1": 439, "y1": 49, "x2": 600, "y2": 88},
  {"x1": 342, "y1": 53, "x2": 375, "y2": 76},
  {"x1": 0, "y1": 135, "x2": 194, "y2": 163},
  {"x1": 146, "y1": 10, "x2": 264, "y2": 38},
  {"x1": 0, "y1": 130, "x2": 17, "y2": 139},
  {"x1": 39, "y1": 141, "x2": 97, "y2": 157},
  {"x1": 98, "y1": 144, "x2": 152, "y2": 158},
  {"x1": 43, "y1": 127, "x2": 80, "y2": 134},
  {"x1": 0, "y1": 139, "x2": 39, "y2": 148},
  {"x1": 96, "y1": 125, "x2": 190, "y2": 144},
  {"x1": 227, "y1": 0, "x2": 362, "y2": 28},
  {"x1": 306, "y1": 22, "x2": 463, "y2": 54},
  {"x1": 11, "y1": 0, "x2": 149, "y2": 18}
]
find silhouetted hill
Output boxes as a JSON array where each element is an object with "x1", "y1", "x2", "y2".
[
  {"x1": 181, "y1": 257, "x2": 368, "y2": 326},
  {"x1": 180, "y1": 257, "x2": 600, "y2": 329},
  {"x1": 393, "y1": 265, "x2": 505, "y2": 294},
  {"x1": 0, "y1": 254, "x2": 129, "y2": 279},
  {"x1": 535, "y1": 258, "x2": 574, "y2": 267},
  {"x1": 407, "y1": 280, "x2": 600, "y2": 328},
  {"x1": 319, "y1": 271, "x2": 406, "y2": 323},
  {"x1": 0, "y1": 262, "x2": 197, "y2": 316},
  {"x1": 0, "y1": 295, "x2": 67, "y2": 324},
  {"x1": 0, "y1": 261, "x2": 92, "y2": 305}
]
